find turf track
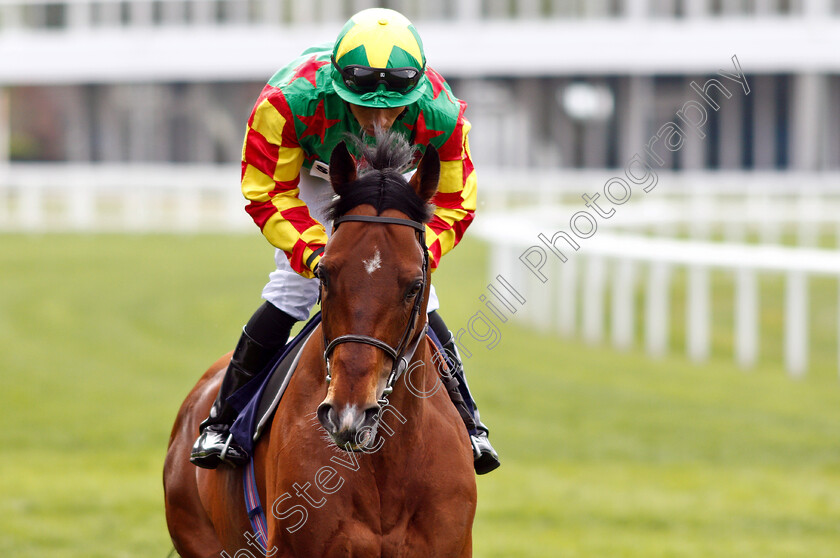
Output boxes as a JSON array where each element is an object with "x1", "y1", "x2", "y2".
[{"x1": 1, "y1": 234, "x2": 838, "y2": 557}]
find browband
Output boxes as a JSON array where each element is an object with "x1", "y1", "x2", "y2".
[{"x1": 333, "y1": 215, "x2": 426, "y2": 234}]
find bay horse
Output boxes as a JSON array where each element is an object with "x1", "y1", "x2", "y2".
[{"x1": 164, "y1": 132, "x2": 477, "y2": 557}]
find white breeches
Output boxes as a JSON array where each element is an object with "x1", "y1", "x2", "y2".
[{"x1": 261, "y1": 171, "x2": 439, "y2": 322}]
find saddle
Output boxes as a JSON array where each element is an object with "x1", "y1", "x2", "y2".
[{"x1": 227, "y1": 313, "x2": 322, "y2": 455}]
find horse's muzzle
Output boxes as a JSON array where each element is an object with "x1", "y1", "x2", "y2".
[{"x1": 317, "y1": 401, "x2": 381, "y2": 451}]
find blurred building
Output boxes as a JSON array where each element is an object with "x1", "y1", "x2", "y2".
[{"x1": 0, "y1": 0, "x2": 839, "y2": 171}]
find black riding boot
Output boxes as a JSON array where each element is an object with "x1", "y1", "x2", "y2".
[
  {"x1": 429, "y1": 311, "x2": 501, "y2": 475},
  {"x1": 190, "y1": 302, "x2": 297, "y2": 469}
]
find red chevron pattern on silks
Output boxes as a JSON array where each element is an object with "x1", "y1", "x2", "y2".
[
  {"x1": 428, "y1": 215, "x2": 451, "y2": 236},
  {"x1": 243, "y1": 128, "x2": 281, "y2": 180},
  {"x1": 461, "y1": 152, "x2": 475, "y2": 187},
  {"x1": 427, "y1": 211, "x2": 474, "y2": 269},
  {"x1": 428, "y1": 239, "x2": 442, "y2": 269},
  {"x1": 437, "y1": 101, "x2": 468, "y2": 161},
  {"x1": 249, "y1": 86, "x2": 299, "y2": 148},
  {"x1": 280, "y1": 205, "x2": 321, "y2": 235},
  {"x1": 247, "y1": 199, "x2": 281, "y2": 230},
  {"x1": 289, "y1": 238, "x2": 317, "y2": 275},
  {"x1": 452, "y1": 212, "x2": 474, "y2": 242},
  {"x1": 431, "y1": 191, "x2": 466, "y2": 209}
]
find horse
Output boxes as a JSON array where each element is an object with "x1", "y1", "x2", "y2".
[{"x1": 163, "y1": 132, "x2": 477, "y2": 557}]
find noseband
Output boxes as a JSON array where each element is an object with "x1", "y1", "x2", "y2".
[{"x1": 321, "y1": 215, "x2": 429, "y2": 406}]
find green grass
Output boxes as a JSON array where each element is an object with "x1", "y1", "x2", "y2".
[{"x1": 1, "y1": 234, "x2": 839, "y2": 557}]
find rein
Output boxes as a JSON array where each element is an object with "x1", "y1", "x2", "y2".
[{"x1": 321, "y1": 214, "x2": 429, "y2": 407}]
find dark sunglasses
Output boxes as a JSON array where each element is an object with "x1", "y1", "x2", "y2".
[{"x1": 331, "y1": 56, "x2": 425, "y2": 94}]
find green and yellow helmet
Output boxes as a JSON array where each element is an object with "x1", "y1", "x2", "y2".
[{"x1": 331, "y1": 8, "x2": 428, "y2": 108}]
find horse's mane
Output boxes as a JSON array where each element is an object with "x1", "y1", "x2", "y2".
[{"x1": 326, "y1": 130, "x2": 433, "y2": 224}]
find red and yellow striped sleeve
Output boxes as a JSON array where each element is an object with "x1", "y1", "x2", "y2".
[
  {"x1": 426, "y1": 101, "x2": 477, "y2": 271},
  {"x1": 241, "y1": 85, "x2": 327, "y2": 278}
]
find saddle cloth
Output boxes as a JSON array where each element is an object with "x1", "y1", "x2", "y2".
[{"x1": 227, "y1": 313, "x2": 322, "y2": 454}]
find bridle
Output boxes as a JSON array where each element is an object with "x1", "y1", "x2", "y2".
[{"x1": 320, "y1": 214, "x2": 429, "y2": 407}]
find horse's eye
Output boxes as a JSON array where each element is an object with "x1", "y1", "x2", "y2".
[
  {"x1": 405, "y1": 280, "x2": 423, "y2": 300},
  {"x1": 316, "y1": 267, "x2": 329, "y2": 288}
]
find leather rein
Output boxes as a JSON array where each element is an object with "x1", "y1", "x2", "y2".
[{"x1": 320, "y1": 214, "x2": 429, "y2": 406}]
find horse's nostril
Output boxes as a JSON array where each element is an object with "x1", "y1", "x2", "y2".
[
  {"x1": 363, "y1": 405, "x2": 380, "y2": 426},
  {"x1": 317, "y1": 403, "x2": 339, "y2": 433}
]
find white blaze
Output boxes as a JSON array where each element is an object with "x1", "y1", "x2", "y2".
[{"x1": 363, "y1": 249, "x2": 382, "y2": 275}]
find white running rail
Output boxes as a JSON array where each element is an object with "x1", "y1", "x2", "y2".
[{"x1": 473, "y1": 209, "x2": 840, "y2": 379}]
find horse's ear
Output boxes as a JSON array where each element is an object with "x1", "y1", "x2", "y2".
[
  {"x1": 409, "y1": 145, "x2": 440, "y2": 203},
  {"x1": 329, "y1": 141, "x2": 357, "y2": 193}
]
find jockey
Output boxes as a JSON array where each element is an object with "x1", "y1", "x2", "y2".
[{"x1": 190, "y1": 8, "x2": 500, "y2": 475}]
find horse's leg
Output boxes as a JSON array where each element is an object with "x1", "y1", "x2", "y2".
[{"x1": 163, "y1": 359, "x2": 230, "y2": 558}]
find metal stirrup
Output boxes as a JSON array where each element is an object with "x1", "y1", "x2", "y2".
[{"x1": 219, "y1": 433, "x2": 234, "y2": 464}]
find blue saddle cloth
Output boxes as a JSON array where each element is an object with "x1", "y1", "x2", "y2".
[{"x1": 227, "y1": 312, "x2": 322, "y2": 455}]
